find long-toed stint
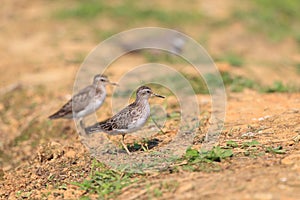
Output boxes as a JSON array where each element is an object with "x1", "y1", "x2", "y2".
[
  {"x1": 49, "y1": 74, "x2": 118, "y2": 125},
  {"x1": 85, "y1": 85, "x2": 165, "y2": 155}
]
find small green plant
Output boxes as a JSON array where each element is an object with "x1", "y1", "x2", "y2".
[
  {"x1": 265, "y1": 146, "x2": 286, "y2": 154},
  {"x1": 226, "y1": 140, "x2": 238, "y2": 148},
  {"x1": 185, "y1": 148, "x2": 200, "y2": 162},
  {"x1": 242, "y1": 140, "x2": 260, "y2": 148},
  {"x1": 200, "y1": 146, "x2": 233, "y2": 162},
  {"x1": 185, "y1": 146, "x2": 233, "y2": 163},
  {"x1": 262, "y1": 81, "x2": 291, "y2": 93},
  {"x1": 72, "y1": 160, "x2": 132, "y2": 199},
  {"x1": 240, "y1": 140, "x2": 265, "y2": 157}
]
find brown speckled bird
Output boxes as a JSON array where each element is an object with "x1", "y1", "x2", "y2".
[{"x1": 85, "y1": 85, "x2": 165, "y2": 154}]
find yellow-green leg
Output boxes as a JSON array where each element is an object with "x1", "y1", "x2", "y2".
[{"x1": 121, "y1": 134, "x2": 131, "y2": 155}]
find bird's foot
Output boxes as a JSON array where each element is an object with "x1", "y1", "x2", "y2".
[
  {"x1": 141, "y1": 142, "x2": 149, "y2": 152},
  {"x1": 79, "y1": 119, "x2": 85, "y2": 129},
  {"x1": 121, "y1": 141, "x2": 131, "y2": 155}
]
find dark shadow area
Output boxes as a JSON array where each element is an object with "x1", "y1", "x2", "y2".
[{"x1": 127, "y1": 138, "x2": 161, "y2": 152}]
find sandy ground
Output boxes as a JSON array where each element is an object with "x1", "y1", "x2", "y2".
[{"x1": 1, "y1": 0, "x2": 300, "y2": 199}]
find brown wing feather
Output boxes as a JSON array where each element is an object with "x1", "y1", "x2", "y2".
[
  {"x1": 85, "y1": 102, "x2": 139, "y2": 134},
  {"x1": 99, "y1": 102, "x2": 140, "y2": 131},
  {"x1": 49, "y1": 85, "x2": 96, "y2": 119}
]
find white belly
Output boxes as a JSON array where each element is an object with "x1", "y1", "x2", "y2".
[
  {"x1": 127, "y1": 114, "x2": 149, "y2": 132},
  {"x1": 75, "y1": 94, "x2": 106, "y2": 118},
  {"x1": 110, "y1": 104, "x2": 150, "y2": 135}
]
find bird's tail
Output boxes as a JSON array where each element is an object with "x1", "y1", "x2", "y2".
[
  {"x1": 48, "y1": 110, "x2": 72, "y2": 119},
  {"x1": 85, "y1": 123, "x2": 101, "y2": 135},
  {"x1": 48, "y1": 111, "x2": 61, "y2": 119}
]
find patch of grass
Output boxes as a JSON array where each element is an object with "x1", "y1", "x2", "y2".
[
  {"x1": 226, "y1": 140, "x2": 238, "y2": 148},
  {"x1": 199, "y1": 146, "x2": 233, "y2": 162},
  {"x1": 179, "y1": 71, "x2": 298, "y2": 94},
  {"x1": 108, "y1": 1, "x2": 202, "y2": 26},
  {"x1": 55, "y1": 1, "x2": 105, "y2": 19},
  {"x1": 216, "y1": 53, "x2": 244, "y2": 67},
  {"x1": 185, "y1": 148, "x2": 200, "y2": 162},
  {"x1": 185, "y1": 146, "x2": 233, "y2": 163},
  {"x1": 265, "y1": 146, "x2": 286, "y2": 154},
  {"x1": 180, "y1": 146, "x2": 232, "y2": 172},
  {"x1": 221, "y1": 72, "x2": 256, "y2": 92},
  {"x1": 226, "y1": 140, "x2": 288, "y2": 157},
  {"x1": 225, "y1": 140, "x2": 264, "y2": 157},
  {"x1": 161, "y1": 71, "x2": 259, "y2": 94},
  {"x1": 221, "y1": 72, "x2": 299, "y2": 93},
  {"x1": 242, "y1": 140, "x2": 260, "y2": 148},
  {"x1": 54, "y1": 0, "x2": 203, "y2": 26},
  {"x1": 72, "y1": 160, "x2": 133, "y2": 199},
  {"x1": 233, "y1": 0, "x2": 300, "y2": 42},
  {"x1": 261, "y1": 81, "x2": 298, "y2": 93}
]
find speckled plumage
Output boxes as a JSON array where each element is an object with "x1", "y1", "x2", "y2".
[{"x1": 85, "y1": 86, "x2": 165, "y2": 154}]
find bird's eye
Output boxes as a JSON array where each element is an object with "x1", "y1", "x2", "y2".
[{"x1": 146, "y1": 90, "x2": 150, "y2": 93}]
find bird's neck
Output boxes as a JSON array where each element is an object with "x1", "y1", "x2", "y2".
[
  {"x1": 95, "y1": 84, "x2": 105, "y2": 91},
  {"x1": 95, "y1": 84, "x2": 106, "y2": 96},
  {"x1": 135, "y1": 97, "x2": 149, "y2": 107}
]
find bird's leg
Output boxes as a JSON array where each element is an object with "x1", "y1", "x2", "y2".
[
  {"x1": 79, "y1": 118, "x2": 85, "y2": 129},
  {"x1": 121, "y1": 134, "x2": 131, "y2": 155},
  {"x1": 141, "y1": 138, "x2": 149, "y2": 152},
  {"x1": 77, "y1": 118, "x2": 86, "y2": 136},
  {"x1": 151, "y1": 115, "x2": 165, "y2": 134}
]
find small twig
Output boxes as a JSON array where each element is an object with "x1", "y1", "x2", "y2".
[
  {"x1": 169, "y1": 160, "x2": 188, "y2": 167},
  {"x1": 151, "y1": 115, "x2": 165, "y2": 134}
]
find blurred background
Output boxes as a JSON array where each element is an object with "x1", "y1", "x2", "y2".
[
  {"x1": 1, "y1": 1, "x2": 300, "y2": 199},
  {"x1": 1, "y1": 0, "x2": 300, "y2": 174},
  {"x1": 1, "y1": 0, "x2": 300, "y2": 87}
]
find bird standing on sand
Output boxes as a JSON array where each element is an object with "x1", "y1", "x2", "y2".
[
  {"x1": 85, "y1": 85, "x2": 165, "y2": 155},
  {"x1": 49, "y1": 74, "x2": 118, "y2": 123}
]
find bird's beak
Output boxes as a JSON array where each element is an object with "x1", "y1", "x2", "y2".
[
  {"x1": 109, "y1": 82, "x2": 119, "y2": 86},
  {"x1": 152, "y1": 93, "x2": 165, "y2": 98}
]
